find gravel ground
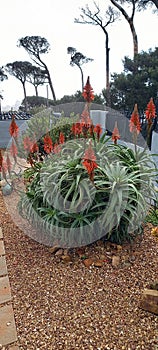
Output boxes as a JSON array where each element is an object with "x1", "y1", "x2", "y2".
[{"x1": 0, "y1": 189, "x2": 158, "y2": 350}]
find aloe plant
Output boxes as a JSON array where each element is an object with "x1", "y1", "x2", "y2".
[{"x1": 18, "y1": 137, "x2": 157, "y2": 247}]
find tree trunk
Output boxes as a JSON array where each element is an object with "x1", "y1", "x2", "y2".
[
  {"x1": 37, "y1": 57, "x2": 56, "y2": 101},
  {"x1": 46, "y1": 68, "x2": 56, "y2": 101},
  {"x1": 105, "y1": 32, "x2": 111, "y2": 107},
  {"x1": 22, "y1": 82, "x2": 27, "y2": 111},
  {"x1": 152, "y1": 0, "x2": 158, "y2": 9},
  {"x1": 110, "y1": 0, "x2": 138, "y2": 59},
  {"x1": 129, "y1": 20, "x2": 138, "y2": 57},
  {"x1": 35, "y1": 85, "x2": 38, "y2": 97},
  {"x1": 102, "y1": 27, "x2": 111, "y2": 107},
  {"x1": 78, "y1": 66, "x2": 84, "y2": 91}
]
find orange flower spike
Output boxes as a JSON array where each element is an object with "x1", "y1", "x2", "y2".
[
  {"x1": 59, "y1": 132, "x2": 65, "y2": 144},
  {"x1": 145, "y1": 97, "x2": 156, "y2": 124},
  {"x1": 53, "y1": 143, "x2": 61, "y2": 154},
  {"x1": 82, "y1": 76, "x2": 95, "y2": 103},
  {"x1": 81, "y1": 103, "x2": 92, "y2": 126},
  {"x1": 112, "y1": 122, "x2": 120, "y2": 144},
  {"x1": 82, "y1": 141, "x2": 98, "y2": 181},
  {"x1": 129, "y1": 104, "x2": 141, "y2": 135},
  {"x1": 89, "y1": 124, "x2": 94, "y2": 136},
  {"x1": 43, "y1": 134, "x2": 53, "y2": 154},
  {"x1": 30, "y1": 142, "x2": 39, "y2": 154},
  {"x1": 9, "y1": 115, "x2": 19, "y2": 137},
  {"x1": 94, "y1": 124, "x2": 102, "y2": 141},
  {"x1": 23, "y1": 136, "x2": 32, "y2": 152},
  {"x1": 73, "y1": 122, "x2": 83, "y2": 136},
  {"x1": 71, "y1": 123, "x2": 76, "y2": 136}
]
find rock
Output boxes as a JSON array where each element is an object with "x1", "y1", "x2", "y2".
[
  {"x1": 55, "y1": 249, "x2": 63, "y2": 256},
  {"x1": 0, "y1": 179, "x2": 6, "y2": 187},
  {"x1": 61, "y1": 255, "x2": 72, "y2": 263},
  {"x1": 2, "y1": 183, "x2": 13, "y2": 196},
  {"x1": 94, "y1": 260, "x2": 103, "y2": 268},
  {"x1": 49, "y1": 246, "x2": 60, "y2": 254},
  {"x1": 100, "y1": 254, "x2": 107, "y2": 261},
  {"x1": 82, "y1": 258, "x2": 94, "y2": 268},
  {"x1": 121, "y1": 254, "x2": 130, "y2": 263},
  {"x1": 139, "y1": 289, "x2": 158, "y2": 315},
  {"x1": 76, "y1": 247, "x2": 85, "y2": 257},
  {"x1": 112, "y1": 255, "x2": 120, "y2": 267},
  {"x1": 116, "y1": 245, "x2": 122, "y2": 251}
]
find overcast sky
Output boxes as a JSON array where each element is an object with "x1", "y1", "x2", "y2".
[{"x1": 0, "y1": 0, "x2": 157, "y2": 110}]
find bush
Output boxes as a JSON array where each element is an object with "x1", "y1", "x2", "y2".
[{"x1": 18, "y1": 136, "x2": 156, "y2": 246}]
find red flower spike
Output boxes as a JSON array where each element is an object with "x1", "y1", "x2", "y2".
[
  {"x1": 145, "y1": 97, "x2": 156, "y2": 125},
  {"x1": 82, "y1": 76, "x2": 95, "y2": 103},
  {"x1": 81, "y1": 103, "x2": 92, "y2": 126},
  {"x1": 23, "y1": 136, "x2": 39, "y2": 154},
  {"x1": 71, "y1": 122, "x2": 82, "y2": 137},
  {"x1": 82, "y1": 141, "x2": 98, "y2": 181},
  {"x1": 23, "y1": 136, "x2": 33, "y2": 153},
  {"x1": 71, "y1": 123, "x2": 76, "y2": 136},
  {"x1": 30, "y1": 142, "x2": 39, "y2": 154},
  {"x1": 53, "y1": 143, "x2": 61, "y2": 154},
  {"x1": 43, "y1": 134, "x2": 53, "y2": 154},
  {"x1": 89, "y1": 124, "x2": 94, "y2": 136},
  {"x1": 112, "y1": 122, "x2": 120, "y2": 144},
  {"x1": 9, "y1": 115, "x2": 19, "y2": 137},
  {"x1": 129, "y1": 104, "x2": 141, "y2": 135},
  {"x1": 59, "y1": 132, "x2": 65, "y2": 144},
  {"x1": 94, "y1": 124, "x2": 102, "y2": 141}
]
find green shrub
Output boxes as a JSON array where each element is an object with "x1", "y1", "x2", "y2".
[{"x1": 18, "y1": 137, "x2": 156, "y2": 247}]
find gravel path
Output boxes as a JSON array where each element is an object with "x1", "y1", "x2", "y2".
[{"x1": 0, "y1": 189, "x2": 158, "y2": 350}]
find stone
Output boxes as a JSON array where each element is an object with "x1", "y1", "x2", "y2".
[
  {"x1": 0, "y1": 276, "x2": 12, "y2": 304},
  {"x1": 94, "y1": 260, "x2": 103, "y2": 268},
  {"x1": 82, "y1": 259, "x2": 94, "y2": 268},
  {"x1": 8, "y1": 345, "x2": 19, "y2": 350},
  {"x1": 55, "y1": 249, "x2": 63, "y2": 256},
  {"x1": 112, "y1": 255, "x2": 120, "y2": 267},
  {"x1": 0, "y1": 256, "x2": 7, "y2": 277},
  {"x1": 139, "y1": 288, "x2": 158, "y2": 315},
  {"x1": 0, "y1": 227, "x2": 3, "y2": 239},
  {"x1": 0, "y1": 304, "x2": 17, "y2": 345},
  {"x1": 49, "y1": 246, "x2": 60, "y2": 254},
  {"x1": 0, "y1": 241, "x2": 5, "y2": 256},
  {"x1": 61, "y1": 255, "x2": 72, "y2": 263},
  {"x1": 2, "y1": 184, "x2": 13, "y2": 196}
]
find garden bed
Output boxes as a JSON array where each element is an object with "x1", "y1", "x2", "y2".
[{"x1": 0, "y1": 190, "x2": 158, "y2": 350}]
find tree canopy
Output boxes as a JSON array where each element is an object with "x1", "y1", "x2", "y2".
[
  {"x1": 18, "y1": 36, "x2": 56, "y2": 101},
  {"x1": 0, "y1": 67, "x2": 7, "y2": 82},
  {"x1": 67, "y1": 47, "x2": 93, "y2": 91},
  {"x1": 107, "y1": 47, "x2": 158, "y2": 112},
  {"x1": 5, "y1": 61, "x2": 33, "y2": 104},
  {"x1": 26, "y1": 66, "x2": 48, "y2": 96}
]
